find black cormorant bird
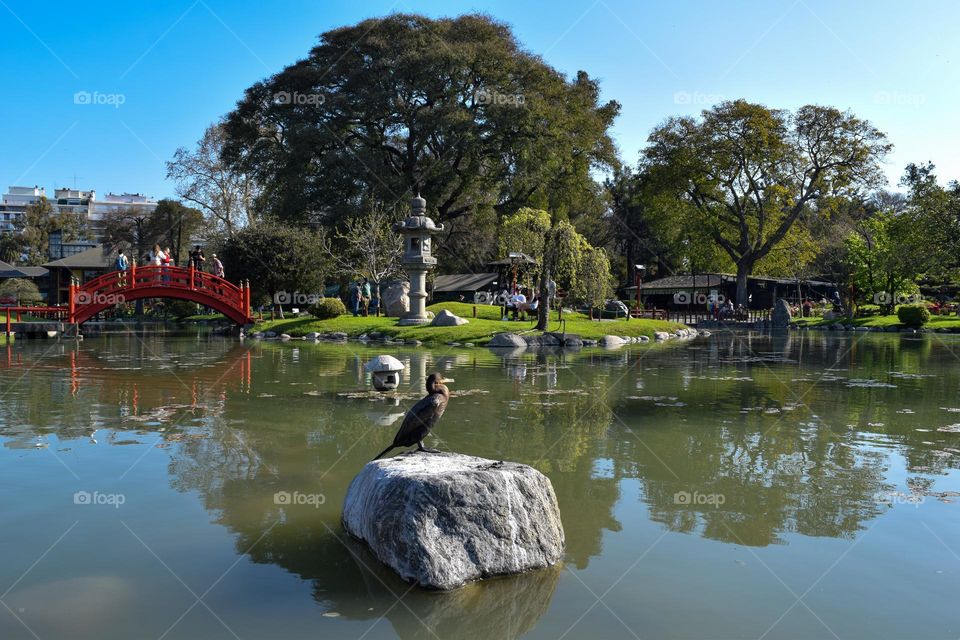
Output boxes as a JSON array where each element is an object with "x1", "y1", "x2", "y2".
[{"x1": 372, "y1": 373, "x2": 450, "y2": 460}]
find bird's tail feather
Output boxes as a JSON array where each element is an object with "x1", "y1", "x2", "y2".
[{"x1": 371, "y1": 445, "x2": 394, "y2": 461}]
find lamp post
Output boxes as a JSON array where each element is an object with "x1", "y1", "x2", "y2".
[{"x1": 634, "y1": 264, "x2": 645, "y2": 318}]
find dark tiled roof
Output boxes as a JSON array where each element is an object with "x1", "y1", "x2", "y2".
[
  {"x1": 42, "y1": 245, "x2": 116, "y2": 269},
  {"x1": 433, "y1": 273, "x2": 498, "y2": 292},
  {"x1": 0, "y1": 259, "x2": 48, "y2": 278}
]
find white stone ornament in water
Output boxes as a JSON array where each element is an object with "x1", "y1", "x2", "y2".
[
  {"x1": 364, "y1": 355, "x2": 405, "y2": 391},
  {"x1": 342, "y1": 451, "x2": 565, "y2": 590}
]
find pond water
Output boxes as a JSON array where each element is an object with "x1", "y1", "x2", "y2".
[{"x1": 1, "y1": 331, "x2": 959, "y2": 639}]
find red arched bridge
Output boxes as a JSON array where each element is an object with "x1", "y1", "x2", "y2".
[{"x1": 67, "y1": 265, "x2": 254, "y2": 325}]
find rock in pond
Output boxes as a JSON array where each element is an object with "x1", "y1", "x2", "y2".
[
  {"x1": 488, "y1": 332, "x2": 527, "y2": 349},
  {"x1": 342, "y1": 452, "x2": 565, "y2": 590},
  {"x1": 599, "y1": 335, "x2": 627, "y2": 347}
]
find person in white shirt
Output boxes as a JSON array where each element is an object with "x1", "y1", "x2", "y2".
[{"x1": 510, "y1": 290, "x2": 527, "y2": 320}]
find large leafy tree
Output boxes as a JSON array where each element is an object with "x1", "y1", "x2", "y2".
[
  {"x1": 101, "y1": 200, "x2": 204, "y2": 266},
  {"x1": 147, "y1": 200, "x2": 205, "y2": 266},
  {"x1": 219, "y1": 220, "x2": 327, "y2": 318},
  {"x1": 900, "y1": 162, "x2": 960, "y2": 280},
  {"x1": 844, "y1": 210, "x2": 926, "y2": 312},
  {"x1": 221, "y1": 14, "x2": 619, "y2": 269},
  {"x1": 644, "y1": 100, "x2": 891, "y2": 306},
  {"x1": 16, "y1": 196, "x2": 89, "y2": 265}
]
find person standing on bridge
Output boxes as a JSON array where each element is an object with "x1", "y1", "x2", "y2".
[
  {"x1": 162, "y1": 246, "x2": 173, "y2": 282},
  {"x1": 210, "y1": 254, "x2": 224, "y2": 278},
  {"x1": 115, "y1": 249, "x2": 129, "y2": 287},
  {"x1": 190, "y1": 245, "x2": 205, "y2": 287}
]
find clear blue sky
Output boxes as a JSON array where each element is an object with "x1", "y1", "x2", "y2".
[{"x1": 1, "y1": 0, "x2": 957, "y2": 199}]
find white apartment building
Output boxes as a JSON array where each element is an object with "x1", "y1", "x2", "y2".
[{"x1": 0, "y1": 185, "x2": 158, "y2": 240}]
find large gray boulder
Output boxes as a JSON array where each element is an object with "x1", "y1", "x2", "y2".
[
  {"x1": 430, "y1": 309, "x2": 469, "y2": 326},
  {"x1": 342, "y1": 452, "x2": 565, "y2": 590},
  {"x1": 382, "y1": 282, "x2": 410, "y2": 317},
  {"x1": 487, "y1": 332, "x2": 527, "y2": 349},
  {"x1": 772, "y1": 298, "x2": 792, "y2": 328}
]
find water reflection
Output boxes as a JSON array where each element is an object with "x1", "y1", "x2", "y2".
[{"x1": 2, "y1": 331, "x2": 960, "y2": 638}]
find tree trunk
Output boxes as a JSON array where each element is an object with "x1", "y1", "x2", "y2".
[
  {"x1": 536, "y1": 267, "x2": 550, "y2": 331},
  {"x1": 735, "y1": 261, "x2": 751, "y2": 307}
]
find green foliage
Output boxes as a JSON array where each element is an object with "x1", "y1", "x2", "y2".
[
  {"x1": 221, "y1": 13, "x2": 619, "y2": 239},
  {"x1": 644, "y1": 100, "x2": 891, "y2": 305},
  {"x1": 102, "y1": 199, "x2": 204, "y2": 265},
  {"x1": 574, "y1": 247, "x2": 614, "y2": 308},
  {"x1": 16, "y1": 196, "x2": 90, "y2": 265},
  {"x1": 497, "y1": 208, "x2": 551, "y2": 261},
  {"x1": 0, "y1": 278, "x2": 42, "y2": 304},
  {"x1": 308, "y1": 297, "x2": 346, "y2": 319},
  {"x1": 897, "y1": 304, "x2": 930, "y2": 328},
  {"x1": 165, "y1": 299, "x2": 200, "y2": 319},
  {"x1": 0, "y1": 232, "x2": 22, "y2": 264},
  {"x1": 844, "y1": 209, "x2": 925, "y2": 310},
  {"x1": 220, "y1": 220, "x2": 327, "y2": 304}
]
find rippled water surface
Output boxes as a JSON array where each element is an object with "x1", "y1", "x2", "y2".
[{"x1": 1, "y1": 331, "x2": 959, "y2": 639}]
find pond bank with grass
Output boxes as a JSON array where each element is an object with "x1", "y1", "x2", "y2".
[
  {"x1": 793, "y1": 314, "x2": 960, "y2": 333},
  {"x1": 250, "y1": 302, "x2": 689, "y2": 345}
]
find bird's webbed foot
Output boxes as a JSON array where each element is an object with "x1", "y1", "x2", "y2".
[{"x1": 417, "y1": 442, "x2": 441, "y2": 453}]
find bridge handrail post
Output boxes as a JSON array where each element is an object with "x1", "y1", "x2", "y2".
[
  {"x1": 130, "y1": 261, "x2": 136, "y2": 290},
  {"x1": 190, "y1": 264, "x2": 195, "y2": 291}
]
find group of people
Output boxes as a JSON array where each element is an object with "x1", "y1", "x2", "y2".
[
  {"x1": 349, "y1": 278, "x2": 372, "y2": 316},
  {"x1": 505, "y1": 288, "x2": 539, "y2": 320},
  {"x1": 112, "y1": 245, "x2": 224, "y2": 278}
]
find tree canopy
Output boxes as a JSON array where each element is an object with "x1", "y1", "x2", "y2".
[
  {"x1": 221, "y1": 13, "x2": 619, "y2": 270},
  {"x1": 644, "y1": 100, "x2": 891, "y2": 305}
]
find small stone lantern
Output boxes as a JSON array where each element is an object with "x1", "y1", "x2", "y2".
[
  {"x1": 393, "y1": 195, "x2": 443, "y2": 326},
  {"x1": 365, "y1": 355, "x2": 405, "y2": 391}
]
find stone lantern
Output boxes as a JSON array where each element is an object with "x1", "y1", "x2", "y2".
[
  {"x1": 393, "y1": 195, "x2": 443, "y2": 326},
  {"x1": 365, "y1": 355, "x2": 405, "y2": 391}
]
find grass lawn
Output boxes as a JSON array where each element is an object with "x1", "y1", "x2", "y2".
[
  {"x1": 252, "y1": 301, "x2": 687, "y2": 345},
  {"x1": 794, "y1": 314, "x2": 960, "y2": 330},
  {"x1": 180, "y1": 313, "x2": 228, "y2": 322}
]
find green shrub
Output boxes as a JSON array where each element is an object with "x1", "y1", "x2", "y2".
[
  {"x1": 309, "y1": 297, "x2": 346, "y2": 319},
  {"x1": 897, "y1": 304, "x2": 930, "y2": 328},
  {"x1": 166, "y1": 299, "x2": 200, "y2": 318}
]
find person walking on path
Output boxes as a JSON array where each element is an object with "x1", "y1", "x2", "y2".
[{"x1": 361, "y1": 278, "x2": 372, "y2": 317}]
